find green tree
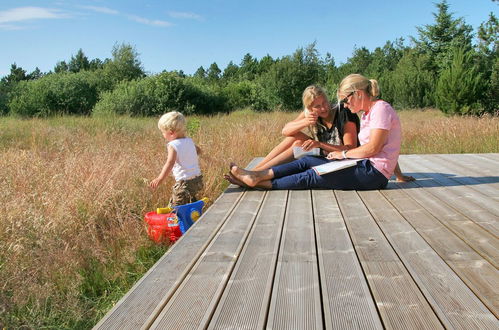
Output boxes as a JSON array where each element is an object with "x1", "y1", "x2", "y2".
[
  {"x1": 412, "y1": 0, "x2": 473, "y2": 72},
  {"x1": 68, "y1": 49, "x2": 90, "y2": 73},
  {"x1": 194, "y1": 66, "x2": 206, "y2": 79},
  {"x1": 222, "y1": 61, "x2": 239, "y2": 82},
  {"x1": 206, "y1": 62, "x2": 221, "y2": 82},
  {"x1": 383, "y1": 49, "x2": 435, "y2": 108},
  {"x1": 435, "y1": 47, "x2": 484, "y2": 115},
  {"x1": 103, "y1": 43, "x2": 145, "y2": 83}
]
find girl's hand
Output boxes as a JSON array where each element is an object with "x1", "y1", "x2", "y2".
[
  {"x1": 326, "y1": 151, "x2": 342, "y2": 160},
  {"x1": 304, "y1": 111, "x2": 318, "y2": 125},
  {"x1": 301, "y1": 139, "x2": 320, "y2": 151}
]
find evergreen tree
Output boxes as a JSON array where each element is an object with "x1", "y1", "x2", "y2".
[
  {"x1": 207, "y1": 62, "x2": 221, "y2": 82},
  {"x1": 435, "y1": 47, "x2": 484, "y2": 115},
  {"x1": 68, "y1": 49, "x2": 90, "y2": 73},
  {"x1": 412, "y1": 0, "x2": 473, "y2": 72},
  {"x1": 194, "y1": 66, "x2": 206, "y2": 79}
]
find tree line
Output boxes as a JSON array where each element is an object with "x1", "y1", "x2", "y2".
[{"x1": 0, "y1": 1, "x2": 497, "y2": 117}]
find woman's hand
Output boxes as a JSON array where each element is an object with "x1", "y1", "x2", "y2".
[
  {"x1": 301, "y1": 139, "x2": 320, "y2": 151},
  {"x1": 326, "y1": 151, "x2": 343, "y2": 160}
]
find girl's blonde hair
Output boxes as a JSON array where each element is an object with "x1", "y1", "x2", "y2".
[
  {"x1": 302, "y1": 85, "x2": 330, "y2": 141},
  {"x1": 158, "y1": 111, "x2": 187, "y2": 135},
  {"x1": 302, "y1": 85, "x2": 329, "y2": 110},
  {"x1": 337, "y1": 74, "x2": 380, "y2": 101}
]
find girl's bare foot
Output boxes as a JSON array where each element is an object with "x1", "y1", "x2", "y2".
[
  {"x1": 223, "y1": 173, "x2": 250, "y2": 188},
  {"x1": 230, "y1": 164, "x2": 260, "y2": 187}
]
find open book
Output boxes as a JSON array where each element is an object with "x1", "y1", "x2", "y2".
[
  {"x1": 312, "y1": 158, "x2": 366, "y2": 176},
  {"x1": 293, "y1": 146, "x2": 321, "y2": 159}
]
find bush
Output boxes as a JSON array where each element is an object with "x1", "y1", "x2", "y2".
[
  {"x1": 221, "y1": 80, "x2": 269, "y2": 111},
  {"x1": 93, "y1": 72, "x2": 224, "y2": 117},
  {"x1": 8, "y1": 72, "x2": 99, "y2": 117}
]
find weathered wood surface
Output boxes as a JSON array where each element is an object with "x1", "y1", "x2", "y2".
[{"x1": 95, "y1": 154, "x2": 499, "y2": 329}]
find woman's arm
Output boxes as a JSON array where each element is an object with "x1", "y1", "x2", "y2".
[
  {"x1": 149, "y1": 145, "x2": 177, "y2": 189},
  {"x1": 327, "y1": 128, "x2": 388, "y2": 159}
]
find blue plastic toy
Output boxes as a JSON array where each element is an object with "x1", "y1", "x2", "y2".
[{"x1": 157, "y1": 198, "x2": 209, "y2": 234}]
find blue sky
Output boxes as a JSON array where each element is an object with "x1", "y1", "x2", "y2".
[{"x1": 0, "y1": 1, "x2": 497, "y2": 77}]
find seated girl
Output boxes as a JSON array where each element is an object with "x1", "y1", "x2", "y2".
[{"x1": 252, "y1": 85, "x2": 359, "y2": 171}]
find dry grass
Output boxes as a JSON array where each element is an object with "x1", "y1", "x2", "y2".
[{"x1": 0, "y1": 109, "x2": 497, "y2": 328}]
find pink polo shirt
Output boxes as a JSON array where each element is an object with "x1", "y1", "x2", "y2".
[{"x1": 358, "y1": 100, "x2": 401, "y2": 179}]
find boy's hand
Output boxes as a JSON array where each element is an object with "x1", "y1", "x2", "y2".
[{"x1": 149, "y1": 177, "x2": 162, "y2": 189}]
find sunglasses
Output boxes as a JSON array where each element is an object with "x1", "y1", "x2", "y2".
[{"x1": 340, "y1": 92, "x2": 354, "y2": 105}]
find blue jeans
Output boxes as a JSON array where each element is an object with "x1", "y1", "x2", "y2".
[{"x1": 271, "y1": 156, "x2": 388, "y2": 190}]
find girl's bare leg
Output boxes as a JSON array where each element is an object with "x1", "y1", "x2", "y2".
[
  {"x1": 253, "y1": 132, "x2": 312, "y2": 171},
  {"x1": 253, "y1": 136, "x2": 296, "y2": 171}
]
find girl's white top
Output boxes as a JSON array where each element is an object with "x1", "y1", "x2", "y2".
[{"x1": 168, "y1": 137, "x2": 201, "y2": 181}]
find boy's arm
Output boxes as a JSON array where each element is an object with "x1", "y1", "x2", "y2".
[{"x1": 149, "y1": 145, "x2": 177, "y2": 189}]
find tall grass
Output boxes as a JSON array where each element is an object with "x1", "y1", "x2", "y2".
[{"x1": 0, "y1": 109, "x2": 497, "y2": 328}]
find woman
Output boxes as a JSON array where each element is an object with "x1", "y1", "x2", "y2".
[
  {"x1": 252, "y1": 85, "x2": 359, "y2": 171},
  {"x1": 226, "y1": 74, "x2": 413, "y2": 190}
]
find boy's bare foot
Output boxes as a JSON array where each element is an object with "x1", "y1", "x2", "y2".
[{"x1": 230, "y1": 164, "x2": 259, "y2": 187}]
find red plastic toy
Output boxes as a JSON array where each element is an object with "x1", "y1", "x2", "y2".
[{"x1": 144, "y1": 211, "x2": 182, "y2": 244}]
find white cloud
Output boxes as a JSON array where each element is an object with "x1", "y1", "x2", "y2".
[
  {"x1": 79, "y1": 6, "x2": 119, "y2": 15},
  {"x1": 127, "y1": 15, "x2": 172, "y2": 27},
  {"x1": 0, "y1": 6, "x2": 69, "y2": 24},
  {"x1": 168, "y1": 11, "x2": 202, "y2": 20}
]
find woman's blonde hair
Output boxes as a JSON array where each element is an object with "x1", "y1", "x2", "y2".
[
  {"x1": 158, "y1": 111, "x2": 187, "y2": 135},
  {"x1": 302, "y1": 85, "x2": 329, "y2": 110},
  {"x1": 337, "y1": 74, "x2": 380, "y2": 101}
]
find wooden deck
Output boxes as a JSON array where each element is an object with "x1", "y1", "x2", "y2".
[{"x1": 94, "y1": 154, "x2": 499, "y2": 330}]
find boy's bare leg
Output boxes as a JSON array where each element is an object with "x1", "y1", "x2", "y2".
[{"x1": 230, "y1": 164, "x2": 274, "y2": 188}]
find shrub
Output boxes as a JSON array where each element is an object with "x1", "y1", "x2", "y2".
[
  {"x1": 93, "y1": 72, "x2": 223, "y2": 117},
  {"x1": 8, "y1": 72, "x2": 99, "y2": 117}
]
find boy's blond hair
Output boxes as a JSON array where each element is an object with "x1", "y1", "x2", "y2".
[{"x1": 158, "y1": 111, "x2": 187, "y2": 135}]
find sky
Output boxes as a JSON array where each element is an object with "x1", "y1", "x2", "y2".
[{"x1": 0, "y1": 0, "x2": 497, "y2": 77}]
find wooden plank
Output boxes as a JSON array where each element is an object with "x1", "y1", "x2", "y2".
[
  {"x1": 407, "y1": 155, "x2": 499, "y2": 216},
  {"x1": 430, "y1": 154, "x2": 499, "y2": 196},
  {"x1": 335, "y1": 190, "x2": 444, "y2": 329},
  {"x1": 381, "y1": 186, "x2": 499, "y2": 317},
  {"x1": 390, "y1": 180, "x2": 499, "y2": 268},
  {"x1": 149, "y1": 189, "x2": 266, "y2": 330},
  {"x1": 312, "y1": 189, "x2": 382, "y2": 329},
  {"x1": 359, "y1": 190, "x2": 498, "y2": 329},
  {"x1": 267, "y1": 190, "x2": 323, "y2": 329},
  {"x1": 398, "y1": 155, "x2": 499, "y2": 236},
  {"x1": 208, "y1": 190, "x2": 288, "y2": 329},
  {"x1": 433, "y1": 154, "x2": 499, "y2": 179},
  {"x1": 93, "y1": 186, "x2": 246, "y2": 330}
]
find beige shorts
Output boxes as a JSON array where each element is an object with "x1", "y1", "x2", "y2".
[{"x1": 169, "y1": 175, "x2": 203, "y2": 207}]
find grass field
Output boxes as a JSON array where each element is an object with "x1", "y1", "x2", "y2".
[{"x1": 0, "y1": 109, "x2": 498, "y2": 329}]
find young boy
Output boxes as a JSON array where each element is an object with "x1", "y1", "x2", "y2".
[{"x1": 149, "y1": 111, "x2": 203, "y2": 207}]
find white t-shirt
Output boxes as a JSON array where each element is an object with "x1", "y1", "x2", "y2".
[{"x1": 168, "y1": 137, "x2": 201, "y2": 181}]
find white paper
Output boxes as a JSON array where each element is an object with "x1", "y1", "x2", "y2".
[{"x1": 293, "y1": 146, "x2": 321, "y2": 159}]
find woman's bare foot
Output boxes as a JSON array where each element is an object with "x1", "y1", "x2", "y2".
[{"x1": 230, "y1": 164, "x2": 260, "y2": 187}]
